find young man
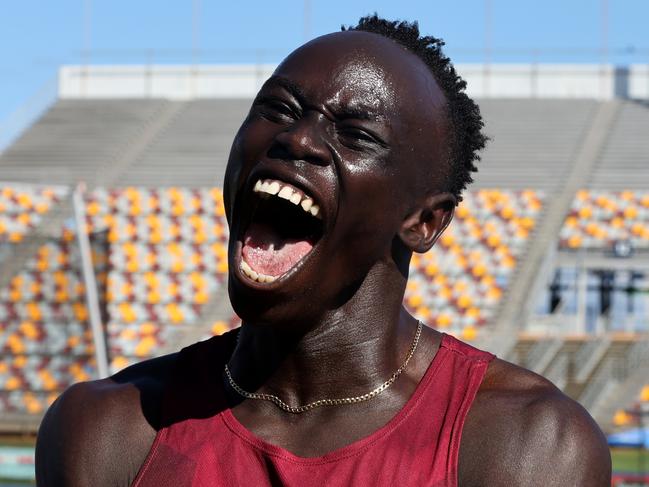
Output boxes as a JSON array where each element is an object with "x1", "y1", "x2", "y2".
[{"x1": 36, "y1": 16, "x2": 611, "y2": 486}]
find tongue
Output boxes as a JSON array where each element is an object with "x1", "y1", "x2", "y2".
[{"x1": 242, "y1": 222, "x2": 314, "y2": 277}]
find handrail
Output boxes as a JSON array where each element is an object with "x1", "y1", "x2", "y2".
[
  {"x1": 579, "y1": 359, "x2": 615, "y2": 409},
  {"x1": 574, "y1": 337, "x2": 612, "y2": 383},
  {"x1": 526, "y1": 338, "x2": 563, "y2": 375},
  {"x1": 545, "y1": 353, "x2": 569, "y2": 389}
]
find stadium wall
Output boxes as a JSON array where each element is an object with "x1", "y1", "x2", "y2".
[{"x1": 58, "y1": 63, "x2": 649, "y2": 100}]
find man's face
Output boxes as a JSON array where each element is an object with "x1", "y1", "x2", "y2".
[{"x1": 223, "y1": 31, "x2": 449, "y2": 325}]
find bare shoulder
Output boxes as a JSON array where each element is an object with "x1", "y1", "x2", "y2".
[
  {"x1": 35, "y1": 352, "x2": 178, "y2": 487},
  {"x1": 459, "y1": 358, "x2": 611, "y2": 487}
]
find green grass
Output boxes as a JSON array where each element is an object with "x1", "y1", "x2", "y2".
[
  {"x1": 612, "y1": 447, "x2": 649, "y2": 474},
  {"x1": 0, "y1": 478, "x2": 35, "y2": 486}
]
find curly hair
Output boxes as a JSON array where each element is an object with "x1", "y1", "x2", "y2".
[{"x1": 343, "y1": 15, "x2": 488, "y2": 203}]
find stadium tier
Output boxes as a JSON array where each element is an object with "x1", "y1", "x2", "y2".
[
  {"x1": 0, "y1": 184, "x2": 544, "y2": 416},
  {"x1": 0, "y1": 100, "x2": 168, "y2": 186},
  {"x1": 405, "y1": 189, "x2": 544, "y2": 339},
  {"x1": 0, "y1": 185, "x2": 67, "y2": 242},
  {"x1": 0, "y1": 237, "x2": 103, "y2": 415},
  {"x1": 589, "y1": 101, "x2": 649, "y2": 190},
  {"x1": 0, "y1": 185, "x2": 230, "y2": 416},
  {"x1": 111, "y1": 100, "x2": 250, "y2": 187},
  {"x1": 471, "y1": 99, "x2": 599, "y2": 192},
  {"x1": 0, "y1": 96, "x2": 647, "y2": 431},
  {"x1": 560, "y1": 190, "x2": 649, "y2": 249},
  {"x1": 0, "y1": 98, "x2": 608, "y2": 191},
  {"x1": 89, "y1": 187, "x2": 230, "y2": 369}
]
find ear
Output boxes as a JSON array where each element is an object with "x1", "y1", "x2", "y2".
[{"x1": 398, "y1": 192, "x2": 456, "y2": 253}]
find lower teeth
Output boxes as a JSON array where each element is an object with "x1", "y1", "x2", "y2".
[{"x1": 240, "y1": 259, "x2": 277, "y2": 283}]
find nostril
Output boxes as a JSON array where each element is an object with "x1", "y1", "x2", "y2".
[
  {"x1": 267, "y1": 140, "x2": 291, "y2": 160},
  {"x1": 269, "y1": 129, "x2": 330, "y2": 166}
]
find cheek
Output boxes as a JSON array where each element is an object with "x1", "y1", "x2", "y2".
[
  {"x1": 331, "y1": 174, "x2": 405, "y2": 263},
  {"x1": 224, "y1": 119, "x2": 278, "y2": 209},
  {"x1": 229, "y1": 119, "x2": 275, "y2": 167}
]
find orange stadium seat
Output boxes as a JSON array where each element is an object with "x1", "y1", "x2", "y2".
[
  {"x1": 560, "y1": 190, "x2": 649, "y2": 249},
  {"x1": 404, "y1": 189, "x2": 544, "y2": 338},
  {"x1": 2, "y1": 185, "x2": 549, "y2": 414}
]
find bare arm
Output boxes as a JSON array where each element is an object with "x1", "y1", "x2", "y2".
[
  {"x1": 459, "y1": 360, "x2": 611, "y2": 486},
  {"x1": 35, "y1": 355, "x2": 175, "y2": 486}
]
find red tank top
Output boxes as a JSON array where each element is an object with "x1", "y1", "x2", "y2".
[{"x1": 132, "y1": 329, "x2": 494, "y2": 487}]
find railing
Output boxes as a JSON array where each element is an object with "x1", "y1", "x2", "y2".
[
  {"x1": 579, "y1": 338, "x2": 649, "y2": 411},
  {"x1": 545, "y1": 352, "x2": 570, "y2": 389},
  {"x1": 579, "y1": 359, "x2": 615, "y2": 410},
  {"x1": 628, "y1": 340, "x2": 649, "y2": 369},
  {"x1": 574, "y1": 337, "x2": 612, "y2": 383},
  {"x1": 525, "y1": 338, "x2": 563, "y2": 374}
]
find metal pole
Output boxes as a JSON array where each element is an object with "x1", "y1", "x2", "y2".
[
  {"x1": 600, "y1": 0, "x2": 609, "y2": 99},
  {"x1": 191, "y1": 0, "x2": 202, "y2": 98},
  {"x1": 483, "y1": 0, "x2": 492, "y2": 97},
  {"x1": 73, "y1": 184, "x2": 109, "y2": 378},
  {"x1": 81, "y1": 0, "x2": 92, "y2": 97},
  {"x1": 304, "y1": 0, "x2": 311, "y2": 42}
]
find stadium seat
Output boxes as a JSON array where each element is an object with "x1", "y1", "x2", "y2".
[
  {"x1": 404, "y1": 189, "x2": 544, "y2": 337},
  {"x1": 560, "y1": 190, "x2": 649, "y2": 249}
]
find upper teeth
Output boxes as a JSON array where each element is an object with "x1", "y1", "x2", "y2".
[{"x1": 253, "y1": 179, "x2": 321, "y2": 219}]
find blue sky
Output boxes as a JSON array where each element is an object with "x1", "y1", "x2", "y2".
[{"x1": 1, "y1": 0, "x2": 648, "y2": 133}]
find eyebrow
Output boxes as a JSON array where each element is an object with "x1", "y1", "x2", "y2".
[
  {"x1": 329, "y1": 104, "x2": 385, "y2": 122},
  {"x1": 262, "y1": 75, "x2": 307, "y2": 101},
  {"x1": 262, "y1": 75, "x2": 386, "y2": 122}
]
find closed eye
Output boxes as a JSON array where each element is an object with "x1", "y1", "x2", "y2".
[
  {"x1": 254, "y1": 96, "x2": 301, "y2": 123},
  {"x1": 335, "y1": 125, "x2": 387, "y2": 150}
]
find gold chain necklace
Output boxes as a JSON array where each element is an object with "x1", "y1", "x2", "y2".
[{"x1": 223, "y1": 321, "x2": 423, "y2": 414}]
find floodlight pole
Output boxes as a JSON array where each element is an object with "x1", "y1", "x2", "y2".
[
  {"x1": 73, "y1": 183, "x2": 109, "y2": 378},
  {"x1": 600, "y1": 0, "x2": 609, "y2": 98},
  {"x1": 483, "y1": 0, "x2": 492, "y2": 96},
  {"x1": 304, "y1": 0, "x2": 312, "y2": 42},
  {"x1": 82, "y1": 0, "x2": 92, "y2": 97},
  {"x1": 191, "y1": 0, "x2": 202, "y2": 98}
]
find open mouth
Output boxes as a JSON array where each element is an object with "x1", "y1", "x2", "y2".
[{"x1": 239, "y1": 178, "x2": 324, "y2": 284}]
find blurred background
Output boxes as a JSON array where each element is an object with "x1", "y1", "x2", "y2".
[{"x1": 0, "y1": 1, "x2": 648, "y2": 485}]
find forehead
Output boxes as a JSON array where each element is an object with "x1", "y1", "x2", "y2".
[{"x1": 272, "y1": 31, "x2": 446, "y2": 124}]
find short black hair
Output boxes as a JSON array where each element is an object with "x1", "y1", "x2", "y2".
[{"x1": 343, "y1": 15, "x2": 488, "y2": 203}]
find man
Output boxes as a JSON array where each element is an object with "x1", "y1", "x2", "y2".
[{"x1": 36, "y1": 15, "x2": 611, "y2": 486}]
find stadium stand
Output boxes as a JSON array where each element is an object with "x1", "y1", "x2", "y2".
[
  {"x1": 0, "y1": 185, "x2": 103, "y2": 417},
  {"x1": 0, "y1": 93, "x2": 648, "y2": 437},
  {"x1": 112, "y1": 100, "x2": 250, "y2": 188},
  {"x1": 0, "y1": 100, "x2": 169, "y2": 186},
  {"x1": 471, "y1": 99, "x2": 599, "y2": 192},
  {"x1": 0, "y1": 184, "x2": 231, "y2": 418},
  {"x1": 560, "y1": 190, "x2": 649, "y2": 249},
  {"x1": 405, "y1": 189, "x2": 544, "y2": 341},
  {"x1": 88, "y1": 187, "x2": 231, "y2": 370},
  {"x1": 589, "y1": 101, "x2": 649, "y2": 190}
]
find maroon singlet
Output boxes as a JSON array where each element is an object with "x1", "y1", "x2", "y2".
[{"x1": 132, "y1": 329, "x2": 494, "y2": 487}]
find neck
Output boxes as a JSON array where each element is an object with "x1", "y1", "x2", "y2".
[{"x1": 226, "y1": 264, "x2": 420, "y2": 408}]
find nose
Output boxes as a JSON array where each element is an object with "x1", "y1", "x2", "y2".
[{"x1": 269, "y1": 112, "x2": 331, "y2": 165}]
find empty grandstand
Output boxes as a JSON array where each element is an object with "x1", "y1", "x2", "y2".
[{"x1": 0, "y1": 64, "x2": 648, "y2": 458}]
